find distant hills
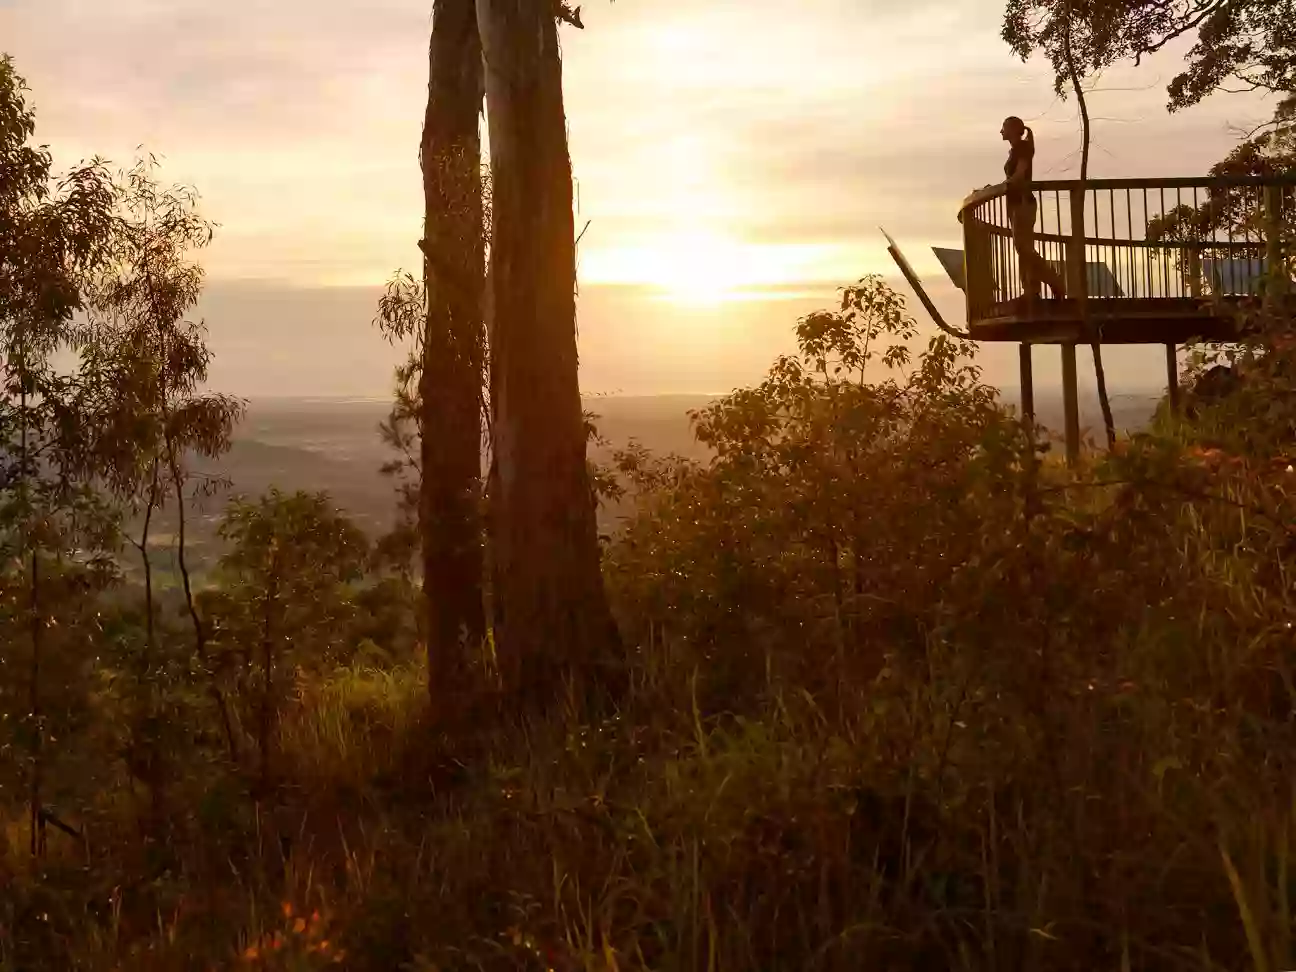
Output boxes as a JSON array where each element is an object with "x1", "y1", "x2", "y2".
[{"x1": 125, "y1": 388, "x2": 1162, "y2": 578}]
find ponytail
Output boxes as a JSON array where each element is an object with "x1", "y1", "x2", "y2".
[{"x1": 1003, "y1": 116, "x2": 1031, "y2": 143}]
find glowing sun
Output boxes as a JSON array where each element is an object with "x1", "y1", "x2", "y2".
[{"x1": 652, "y1": 229, "x2": 750, "y2": 304}]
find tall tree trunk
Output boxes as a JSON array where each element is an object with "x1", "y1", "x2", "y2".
[
  {"x1": 162, "y1": 398, "x2": 239, "y2": 765},
  {"x1": 19, "y1": 381, "x2": 42, "y2": 858},
  {"x1": 419, "y1": 0, "x2": 488, "y2": 717},
  {"x1": 1063, "y1": 7, "x2": 1117, "y2": 451},
  {"x1": 258, "y1": 570, "x2": 277, "y2": 791},
  {"x1": 476, "y1": 0, "x2": 621, "y2": 709}
]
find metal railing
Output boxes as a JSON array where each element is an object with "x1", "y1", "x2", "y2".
[{"x1": 957, "y1": 175, "x2": 1296, "y2": 326}]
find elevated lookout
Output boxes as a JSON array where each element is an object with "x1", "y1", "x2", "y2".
[{"x1": 888, "y1": 174, "x2": 1296, "y2": 464}]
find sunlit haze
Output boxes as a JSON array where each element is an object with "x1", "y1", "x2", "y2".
[{"x1": 0, "y1": 0, "x2": 1277, "y2": 397}]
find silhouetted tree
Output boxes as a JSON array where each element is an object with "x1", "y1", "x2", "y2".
[
  {"x1": 1058, "y1": 1, "x2": 1118, "y2": 450},
  {"x1": 0, "y1": 54, "x2": 119, "y2": 856},
  {"x1": 81, "y1": 158, "x2": 244, "y2": 772},
  {"x1": 476, "y1": 0, "x2": 621, "y2": 708},
  {"x1": 415, "y1": 0, "x2": 489, "y2": 718},
  {"x1": 1147, "y1": 94, "x2": 1296, "y2": 251},
  {"x1": 1003, "y1": 0, "x2": 1296, "y2": 110},
  {"x1": 203, "y1": 490, "x2": 368, "y2": 788}
]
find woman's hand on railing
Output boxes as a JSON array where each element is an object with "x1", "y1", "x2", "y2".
[{"x1": 959, "y1": 182, "x2": 1008, "y2": 220}]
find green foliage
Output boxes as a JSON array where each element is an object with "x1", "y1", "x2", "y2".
[
  {"x1": 1003, "y1": 0, "x2": 1296, "y2": 109},
  {"x1": 607, "y1": 276, "x2": 1032, "y2": 707},
  {"x1": 1172, "y1": 316, "x2": 1296, "y2": 460},
  {"x1": 5, "y1": 260, "x2": 1296, "y2": 971},
  {"x1": 8, "y1": 20, "x2": 1296, "y2": 971},
  {"x1": 1146, "y1": 97, "x2": 1296, "y2": 289},
  {"x1": 1142, "y1": 95, "x2": 1296, "y2": 461},
  {"x1": 584, "y1": 408, "x2": 627, "y2": 515},
  {"x1": 0, "y1": 56, "x2": 116, "y2": 359},
  {"x1": 79, "y1": 156, "x2": 244, "y2": 499},
  {"x1": 372, "y1": 270, "x2": 426, "y2": 566},
  {"x1": 1211, "y1": 93, "x2": 1296, "y2": 179},
  {"x1": 202, "y1": 489, "x2": 370, "y2": 781},
  {"x1": 212, "y1": 490, "x2": 370, "y2": 639},
  {"x1": 0, "y1": 55, "x2": 242, "y2": 889},
  {"x1": 0, "y1": 53, "x2": 127, "y2": 864},
  {"x1": 0, "y1": 50, "x2": 120, "y2": 571}
]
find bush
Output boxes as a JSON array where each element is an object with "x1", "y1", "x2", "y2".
[{"x1": 6, "y1": 278, "x2": 1296, "y2": 971}]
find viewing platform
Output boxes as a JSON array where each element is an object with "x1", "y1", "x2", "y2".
[
  {"x1": 887, "y1": 174, "x2": 1296, "y2": 464},
  {"x1": 957, "y1": 175, "x2": 1296, "y2": 345}
]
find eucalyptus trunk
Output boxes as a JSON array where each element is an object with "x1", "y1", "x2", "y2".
[
  {"x1": 1062, "y1": 5, "x2": 1117, "y2": 451},
  {"x1": 419, "y1": 0, "x2": 488, "y2": 714},
  {"x1": 476, "y1": 0, "x2": 621, "y2": 707}
]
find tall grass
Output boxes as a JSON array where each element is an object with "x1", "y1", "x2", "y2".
[
  {"x1": 279, "y1": 661, "x2": 427, "y2": 790},
  {"x1": 4, "y1": 320, "x2": 1295, "y2": 970}
]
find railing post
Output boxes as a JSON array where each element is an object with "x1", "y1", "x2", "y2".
[
  {"x1": 1187, "y1": 247, "x2": 1203, "y2": 299},
  {"x1": 962, "y1": 208, "x2": 994, "y2": 322},
  {"x1": 1067, "y1": 187, "x2": 1088, "y2": 305}
]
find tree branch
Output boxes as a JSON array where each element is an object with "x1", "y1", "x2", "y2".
[
  {"x1": 1136, "y1": 0, "x2": 1226, "y2": 60},
  {"x1": 555, "y1": 1, "x2": 584, "y2": 28}
]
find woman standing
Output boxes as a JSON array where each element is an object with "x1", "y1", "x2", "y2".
[{"x1": 1002, "y1": 116, "x2": 1067, "y2": 301}]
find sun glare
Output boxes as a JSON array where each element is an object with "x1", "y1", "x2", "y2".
[
  {"x1": 579, "y1": 230, "x2": 849, "y2": 305},
  {"x1": 655, "y1": 230, "x2": 749, "y2": 304}
]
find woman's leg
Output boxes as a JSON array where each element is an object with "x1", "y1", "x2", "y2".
[
  {"x1": 1011, "y1": 202, "x2": 1067, "y2": 300},
  {"x1": 1031, "y1": 250, "x2": 1067, "y2": 299},
  {"x1": 1010, "y1": 203, "x2": 1038, "y2": 298}
]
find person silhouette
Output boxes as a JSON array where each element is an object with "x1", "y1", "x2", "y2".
[{"x1": 1001, "y1": 116, "x2": 1067, "y2": 302}]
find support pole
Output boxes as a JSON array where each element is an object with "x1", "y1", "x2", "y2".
[
  {"x1": 1165, "y1": 343, "x2": 1179, "y2": 413},
  {"x1": 1020, "y1": 340, "x2": 1040, "y2": 519},
  {"x1": 1018, "y1": 342, "x2": 1035, "y2": 426},
  {"x1": 963, "y1": 213, "x2": 995, "y2": 323},
  {"x1": 1061, "y1": 342, "x2": 1080, "y2": 467},
  {"x1": 1264, "y1": 184, "x2": 1288, "y2": 303}
]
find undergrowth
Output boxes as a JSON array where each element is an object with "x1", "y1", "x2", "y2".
[{"x1": 3, "y1": 279, "x2": 1295, "y2": 971}]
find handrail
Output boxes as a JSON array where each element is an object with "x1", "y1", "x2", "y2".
[
  {"x1": 971, "y1": 226, "x2": 1266, "y2": 250},
  {"x1": 957, "y1": 173, "x2": 1295, "y2": 321},
  {"x1": 960, "y1": 183, "x2": 1010, "y2": 216},
  {"x1": 960, "y1": 173, "x2": 1296, "y2": 222}
]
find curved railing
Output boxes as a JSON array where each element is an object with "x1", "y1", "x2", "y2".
[{"x1": 957, "y1": 175, "x2": 1296, "y2": 327}]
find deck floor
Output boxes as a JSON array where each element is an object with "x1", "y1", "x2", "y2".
[{"x1": 967, "y1": 295, "x2": 1281, "y2": 344}]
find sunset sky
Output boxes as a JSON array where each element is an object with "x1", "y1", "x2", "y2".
[{"x1": 0, "y1": 0, "x2": 1277, "y2": 398}]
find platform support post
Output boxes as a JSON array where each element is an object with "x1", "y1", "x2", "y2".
[
  {"x1": 1061, "y1": 342, "x2": 1080, "y2": 467},
  {"x1": 1165, "y1": 343, "x2": 1179, "y2": 413},
  {"x1": 963, "y1": 213, "x2": 995, "y2": 322},
  {"x1": 1264, "y1": 184, "x2": 1288, "y2": 302},
  {"x1": 1018, "y1": 342, "x2": 1035, "y2": 426}
]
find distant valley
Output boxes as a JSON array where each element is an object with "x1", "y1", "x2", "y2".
[{"x1": 132, "y1": 387, "x2": 1164, "y2": 579}]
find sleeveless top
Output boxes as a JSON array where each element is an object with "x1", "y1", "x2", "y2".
[{"x1": 1005, "y1": 140, "x2": 1034, "y2": 206}]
